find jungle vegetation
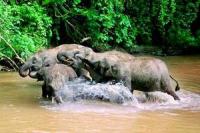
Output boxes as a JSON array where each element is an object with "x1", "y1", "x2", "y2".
[{"x1": 0, "y1": 0, "x2": 200, "y2": 70}]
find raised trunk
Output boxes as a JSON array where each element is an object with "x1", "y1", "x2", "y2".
[{"x1": 57, "y1": 52, "x2": 66, "y2": 63}]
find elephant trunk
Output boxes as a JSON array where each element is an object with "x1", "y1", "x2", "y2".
[
  {"x1": 57, "y1": 52, "x2": 75, "y2": 66},
  {"x1": 57, "y1": 52, "x2": 66, "y2": 63},
  {"x1": 19, "y1": 63, "x2": 30, "y2": 77}
]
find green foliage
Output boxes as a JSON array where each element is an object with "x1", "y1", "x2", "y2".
[
  {"x1": 125, "y1": 0, "x2": 152, "y2": 44},
  {"x1": 166, "y1": 0, "x2": 200, "y2": 48},
  {"x1": 31, "y1": 0, "x2": 200, "y2": 53},
  {"x1": 81, "y1": 0, "x2": 137, "y2": 51},
  {"x1": 47, "y1": 0, "x2": 137, "y2": 51},
  {"x1": 167, "y1": 27, "x2": 196, "y2": 47},
  {"x1": 0, "y1": 1, "x2": 52, "y2": 60},
  {"x1": 43, "y1": 0, "x2": 66, "y2": 5},
  {"x1": 1, "y1": 0, "x2": 200, "y2": 69},
  {"x1": 159, "y1": 0, "x2": 176, "y2": 26}
]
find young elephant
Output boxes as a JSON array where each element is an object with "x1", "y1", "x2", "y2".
[
  {"x1": 38, "y1": 64, "x2": 77, "y2": 103},
  {"x1": 76, "y1": 53, "x2": 180, "y2": 100},
  {"x1": 19, "y1": 44, "x2": 88, "y2": 80}
]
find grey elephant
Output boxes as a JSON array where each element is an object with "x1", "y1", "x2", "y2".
[
  {"x1": 60, "y1": 49, "x2": 180, "y2": 100},
  {"x1": 19, "y1": 44, "x2": 92, "y2": 80},
  {"x1": 37, "y1": 64, "x2": 77, "y2": 103},
  {"x1": 79, "y1": 53, "x2": 180, "y2": 100}
]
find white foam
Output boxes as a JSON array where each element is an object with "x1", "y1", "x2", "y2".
[{"x1": 40, "y1": 78, "x2": 200, "y2": 113}]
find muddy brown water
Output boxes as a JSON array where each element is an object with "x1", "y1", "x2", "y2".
[{"x1": 0, "y1": 55, "x2": 200, "y2": 133}]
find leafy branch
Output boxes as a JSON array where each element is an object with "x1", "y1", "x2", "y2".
[{"x1": 0, "y1": 35, "x2": 25, "y2": 64}]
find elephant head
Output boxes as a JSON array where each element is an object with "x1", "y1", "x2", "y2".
[
  {"x1": 19, "y1": 55, "x2": 46, "y2": 80},
  {"x1": 19, "y1": 48, "x2": 58, "y2": 79},
  {"x1": 57, "y1": 47, "x2": 94, "y2": 69}
]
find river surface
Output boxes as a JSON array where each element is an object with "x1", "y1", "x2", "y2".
[{"x1": 0, "y1": 55, "x2": 200, "y2": 133}]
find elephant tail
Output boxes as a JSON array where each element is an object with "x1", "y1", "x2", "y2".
[{"x1": 170, "y1": 75, "x2": 180, "y2": 91}]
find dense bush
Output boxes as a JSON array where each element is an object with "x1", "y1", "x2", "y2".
[
  {"x1": 45, "y1": 0, "x2": 200, "y2": 52},
  {"x1": 166, "y1": 0, "x2": 199, "y2": 48},
  {"x1": 45, "y1": 0, "x2": 137, "y2": 51},
  {"x1": 0, "y1": 1, "x2": 52, "y2": 62}
]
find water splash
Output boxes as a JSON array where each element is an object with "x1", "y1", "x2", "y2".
[
  {"x1": 134, "y1": 90, "x2": 200, "y2": 111},
  {"x1": 40, "y1": 78, "x2": 200, "y2": 113},
  {"x1": 58, "y1": 78, "x2": 138, "y2": 105}
]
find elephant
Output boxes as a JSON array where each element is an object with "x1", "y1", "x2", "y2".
[
  {"x1": 37, "y1": 64, "x2": 77, "y2": 103},
  {"x1": 19, "y1": 44, "x2": 92, "y2": 81},
  {"x1": 74, "y1": 52, "x2": 181, "y2": 100},
  {"x1": 63, "y1": 50, "x2": 180, "y2": 100}
]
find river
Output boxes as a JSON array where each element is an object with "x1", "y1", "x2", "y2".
[{"x1": 0, "y1": 55, "x2": 200, "y2": 133}]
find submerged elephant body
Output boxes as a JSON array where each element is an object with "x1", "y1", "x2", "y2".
[{"x1": 38, "y1": 64, "x2": 77, "y2": 103}]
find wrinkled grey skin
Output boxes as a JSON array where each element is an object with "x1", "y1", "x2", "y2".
[
  {"x1": 76, "y1": 52, "x2": 180, "y2": 100},
  {"x1": 38, "y1": 64, "x2": 77, "y2": 103},
  {"x1": 19, "y1": 44, "x2": 87, "y2": 80}
]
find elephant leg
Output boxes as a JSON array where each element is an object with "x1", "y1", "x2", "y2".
[
  {"x1": 161, "y1": 79, "x2": 180, "y2": 100},
  {"x1": 144, "y1": 92, "x2": 151, "y2": 99},
  {"x1": 122, "y1": 77, "x2": 132, "y2": 93},
  {"x1": 130, "y1": 87, "x2": 134, "y2": 93},
  {"x1": 46, "y1": 86, "x2": 53, "y2": 100},
  {"x1": 165, "y1": 89, "x2": 180, "y2": 100},
  {"x1": 42, "y1": 84, "x2": 48, "y2": 99}
]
